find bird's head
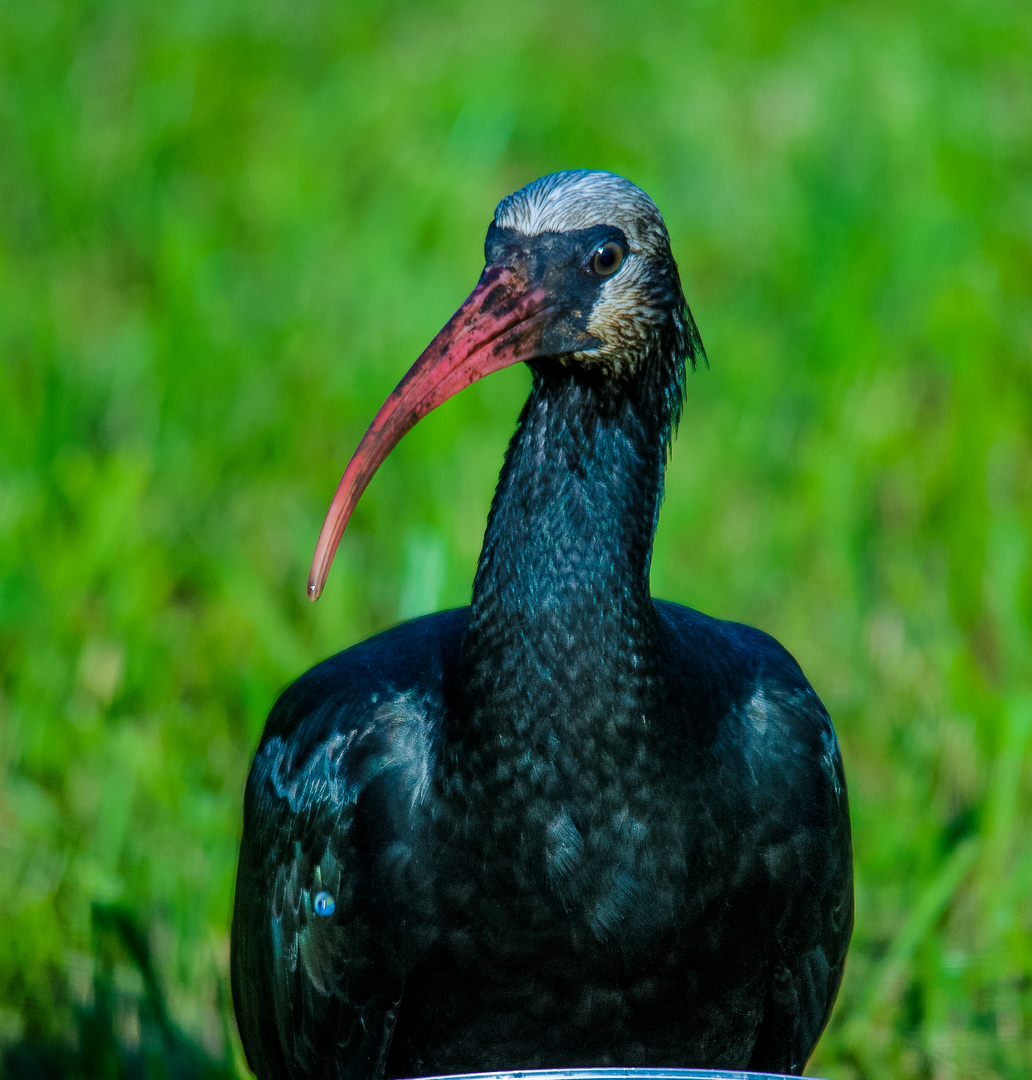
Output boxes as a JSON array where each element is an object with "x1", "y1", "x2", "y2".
[
  {"x1": 308, "y1": 169, "x2": 703, "y2": 600},
  {"x1": 489, "y1": 170, "x2": 699, "y2": 382}
]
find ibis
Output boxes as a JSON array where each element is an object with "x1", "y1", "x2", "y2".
[{"x1": 231, "y1": 170, "x2": 853, "y2": 1079}]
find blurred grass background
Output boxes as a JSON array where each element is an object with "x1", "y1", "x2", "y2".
[{"x1": 1, "y1": 0, "x2": 1030, "y2": 1076}]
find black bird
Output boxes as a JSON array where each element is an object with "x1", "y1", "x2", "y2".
[{"x1": 231, "y1": 170, "x2": 853, "y2": 1079}]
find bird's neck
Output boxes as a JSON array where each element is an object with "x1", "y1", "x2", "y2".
[{"x1": 458, "y1": 368, "x2": 671, "y2": 757}]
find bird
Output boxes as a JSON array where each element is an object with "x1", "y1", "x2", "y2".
[{"x1": 230, "y1": 169, "x2": 853, "y2": 1080}]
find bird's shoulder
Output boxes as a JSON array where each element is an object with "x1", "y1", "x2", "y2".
[
  {"x1": 655, "y1": 598, "x2": 843, "y2": 796},
  {"x1": 244, "y1": 607, "x2": 469, "y2": 859},
  {"x1": 242, "y1": 607, "x2": 471, "y2": 912},
  {"x1": 260, "y1": 606, "x2": 469, "y2": 754}
]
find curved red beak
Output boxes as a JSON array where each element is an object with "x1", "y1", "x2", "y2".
[{"x1": 308, "y1": 265, "x2": 551, "y2": 601}]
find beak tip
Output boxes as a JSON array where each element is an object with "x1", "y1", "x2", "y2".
[{"x1": 307, "y1": 575, "x2": 323, "y2": 603}]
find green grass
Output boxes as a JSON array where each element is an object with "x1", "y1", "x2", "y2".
[{"x1": 1, "y1": 0, "x2": 1031, "y2": 1076}]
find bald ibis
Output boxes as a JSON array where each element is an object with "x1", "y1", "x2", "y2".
[{"x1": 231, "y1": 170, "x2": 853, "y2": 1079}]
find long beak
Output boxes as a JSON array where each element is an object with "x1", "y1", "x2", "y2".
[{"x1": 308, "y1": 265, "x2": 550, "y2": 601}]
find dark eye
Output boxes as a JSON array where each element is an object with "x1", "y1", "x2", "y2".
[{"x1": 591, "y1": 241, "x2": 624, "y2": 277}]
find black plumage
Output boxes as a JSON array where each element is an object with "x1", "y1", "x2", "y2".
[{"x1": 231, "y1": 170, "x2": 853, "y2": 1079}]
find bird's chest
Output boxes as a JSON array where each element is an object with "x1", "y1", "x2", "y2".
[{"x1": 428, "y1": 729, "x2": 693, "y2": 963}]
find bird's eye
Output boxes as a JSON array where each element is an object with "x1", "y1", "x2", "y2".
[
  {"x1": 313, "y1": 890, "x2": 335, "y2": 917},
  {"x1": 591, "y1": 241, "x2": 624, "y2": 277}
]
